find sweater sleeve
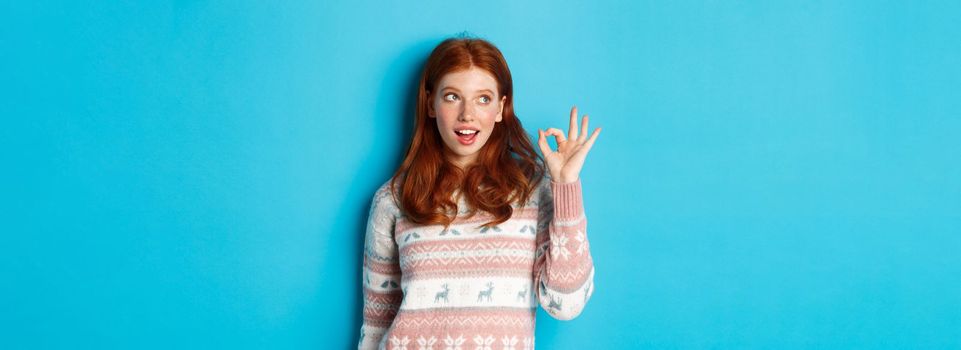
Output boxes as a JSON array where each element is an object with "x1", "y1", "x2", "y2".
[
  {"x1": 532, "y1": 178, "x2": 596, "y2": 320},
  {"x1": 357, "y1": 183, "x2": 403, "y2": 350}
]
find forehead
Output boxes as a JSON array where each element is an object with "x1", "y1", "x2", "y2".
[{"x1": 437, "y1": 67, "x2": 498, "y2": 93}]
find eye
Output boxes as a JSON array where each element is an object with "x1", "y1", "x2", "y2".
[
  {"x1": 443, "y1": 93, "x2": 458, "y2": 102},
  {"x1": 479, "y1": 95, "x2": 491, "y2": 104}
]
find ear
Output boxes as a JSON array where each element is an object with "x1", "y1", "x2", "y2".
[
  {"x1": 496, "y1": 95, "x2": 506, "y2": 122},
  {"x1": 426, "y1": 90, "x2": 435, "y2": 118}
]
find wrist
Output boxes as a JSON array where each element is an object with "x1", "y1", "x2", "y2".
[
  {"x1": 550, "y1": 177, "x2": 584, "y2": 219},
  {"x1": 552, "y1": 175, "x2": 579, "y2": 184}
]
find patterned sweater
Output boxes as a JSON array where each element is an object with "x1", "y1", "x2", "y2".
[{"x1": 358, "y1": 176, "x2": 595, "y2": 350}]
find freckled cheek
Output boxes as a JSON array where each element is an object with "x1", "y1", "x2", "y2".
[
  {"x1": 476, "y1": 105, "x2": 498, "y2": 119},
  {"x1": 434, "y1": 107, "x2": 455, "y2": 123},
  {"x1": 481, "y1": 108, "x2": 501, "y2": 128},
  {"x1": 437, "y1": 106, "x2": 460, "y2": 121}
]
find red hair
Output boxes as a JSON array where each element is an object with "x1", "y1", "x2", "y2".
[{"x1": 390, "y1": 36, "x2": 546, "y2": 229}]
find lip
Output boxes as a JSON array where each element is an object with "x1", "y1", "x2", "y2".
[{"x1": 454, "y1": 129, "x2": 479, "y2": 145}]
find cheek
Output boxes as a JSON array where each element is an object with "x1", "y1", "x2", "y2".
[
  {"x1": 481, "y1": 106, "x2": 501, "y2": 127},
  {"x1": 436, "y1": 104, "x2": 459, "y2": 120}
]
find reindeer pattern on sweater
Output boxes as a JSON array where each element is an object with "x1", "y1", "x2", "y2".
[{"x1": 358, "y1": 176, "x2": 595, "y2": 350}]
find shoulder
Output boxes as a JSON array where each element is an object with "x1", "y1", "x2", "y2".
[
  {"x1": 370, "y1": 178, "x2": 402, "y2": 217},
  {"x1": 374, "y1": 179, "x2": 395, "y2": 199}
]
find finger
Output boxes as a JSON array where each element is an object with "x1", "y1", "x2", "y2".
[
  {"x1": 579, "y1": 114, "x2": 589, "y2": 143},
  {"x1": 545, "y1": 128, "x2": 567, "y2": 144},
  {"x1": 568, "y1": 105, "x2": 578, "y2": 141},
  {"x1": 537, "y1": 129, "x2": 553, "y2": 156},
  {"x1": 582, "y1": 127, "x2": 601, "y2": 153}
]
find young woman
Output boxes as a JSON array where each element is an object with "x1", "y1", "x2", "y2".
[{"x1": 358, "y1": 36, "x2": 601, "y2": 350}]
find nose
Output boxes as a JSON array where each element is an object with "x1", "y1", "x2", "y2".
[{"x1": 458, "y1": 103, "x2": 475, "y2": 122}]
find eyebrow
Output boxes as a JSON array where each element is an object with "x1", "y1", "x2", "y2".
[{"x1": 440, "y1": 86, "x2": 495, "y2": 95}]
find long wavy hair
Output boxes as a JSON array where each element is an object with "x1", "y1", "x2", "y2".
[{"x1": 390, "y1": 36, "x2": 546, "y2": 229}]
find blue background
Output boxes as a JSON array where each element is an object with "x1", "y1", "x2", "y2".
[{"x1": 3, "y1": 1, "x2": 959, "y2": 349}]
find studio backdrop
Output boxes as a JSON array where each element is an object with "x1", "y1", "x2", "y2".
[{"x1": 2, "y1": 1, "x2": 959, "y2": 349}]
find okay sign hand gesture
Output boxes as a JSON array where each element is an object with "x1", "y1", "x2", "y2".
[{"x1": 537, "y1": 105, "x2": 602, "y2": 184}]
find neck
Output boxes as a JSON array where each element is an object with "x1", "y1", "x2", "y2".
[{"x1": 444, "y1": 151, "x2": 477, "y2": 170}]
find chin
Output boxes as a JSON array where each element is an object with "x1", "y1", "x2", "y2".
[{"x1": 454, "y1": 149, "x2": 478, "y2": 157}]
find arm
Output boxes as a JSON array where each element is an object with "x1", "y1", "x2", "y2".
[
  {"x1": 533, "y1": 178, "x2": 595, "y2": 320},
  {"x1": 357, "y1": 183, "x2": 403, "y2": 349}
]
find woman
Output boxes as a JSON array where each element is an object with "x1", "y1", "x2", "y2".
[{"x1": 358, "y1": 36, "x2": 601, "y2": 350}]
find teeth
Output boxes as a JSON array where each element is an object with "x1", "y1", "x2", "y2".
[{"x1": 456, "y1": 130, "x2": 478, "y2": 135}]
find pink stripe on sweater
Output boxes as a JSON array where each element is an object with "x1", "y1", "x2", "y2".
[
  {"x1": 393, "y1": 207, "x2": 540, "y2": 234},
  {"x1": 364, "y1": 258, "x2": 401, "y2": 274},
  {"x1": 399, "y1": 235, "x2": 535, "y2": 256}
]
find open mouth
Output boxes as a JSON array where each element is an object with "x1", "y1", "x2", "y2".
[{"x1": 454, "y1": 129, "x2": 479, "y2": 145}]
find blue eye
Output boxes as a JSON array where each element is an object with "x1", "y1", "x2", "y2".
[
  {"x1": 479, "y1": 96, "x2": 491, "y2": 103},
  {"x1": 443, "y1": 93, "x2": 458, "y2": 102}
]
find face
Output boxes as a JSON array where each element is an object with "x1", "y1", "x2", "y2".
[{"x1": 428, "y1": 67, "x2": 507, "y2": 169}]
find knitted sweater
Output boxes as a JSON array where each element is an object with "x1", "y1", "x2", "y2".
[{"x1": 357, "y1": 176, "x2": 595, "y2": 350}]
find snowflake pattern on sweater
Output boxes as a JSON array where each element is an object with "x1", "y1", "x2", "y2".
[{"x1": 358, "y1": 176, "x2": 595, "y2": 350}]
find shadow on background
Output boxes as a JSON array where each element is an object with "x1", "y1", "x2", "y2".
[{"x1": 333, "y1": 38, "x2": 441, "y2": 348}]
